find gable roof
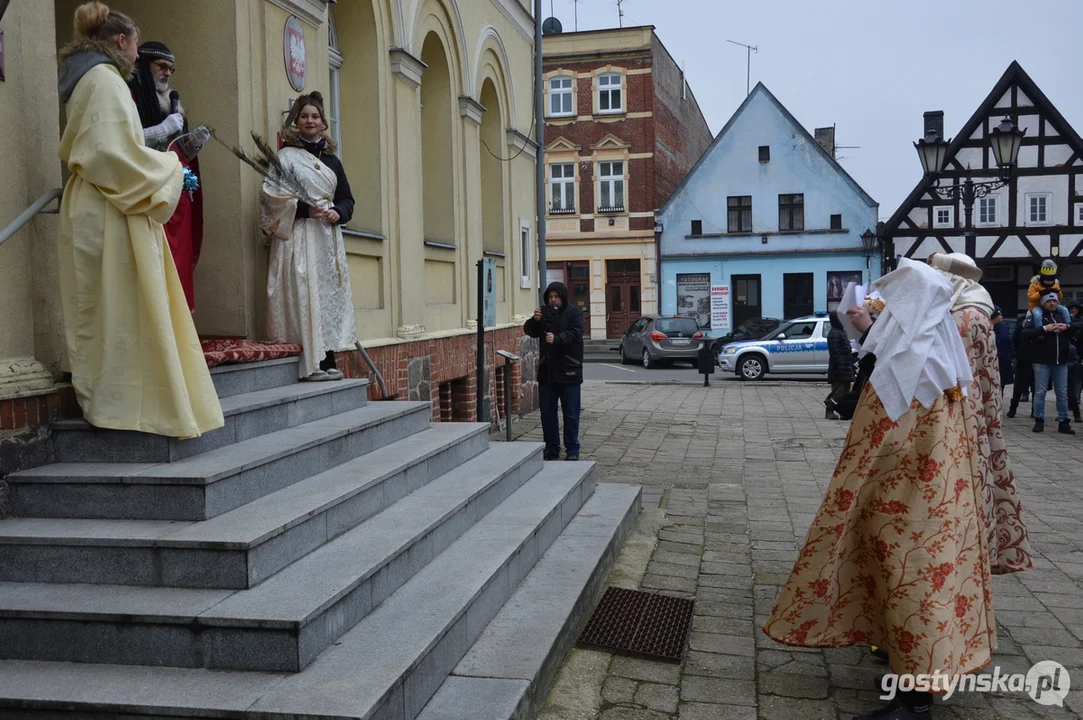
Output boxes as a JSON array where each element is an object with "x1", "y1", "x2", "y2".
[
  {"x1": 658, "y1": 82, "x2": 878, "y2": 216},
  {"x1": 883, "y1": 61, "x2": 1083, "y2": 236}
]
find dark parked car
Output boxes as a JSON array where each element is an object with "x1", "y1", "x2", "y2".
[
  {"x1": 708, "y1": 317, "x2": 782, "y2": 354},
  {"x1": 619, "y1": 315, "x2": 706, "y2": 368}
]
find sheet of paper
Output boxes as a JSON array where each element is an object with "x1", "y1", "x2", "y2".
[{"x1": 836, "y1": 282, "x2": 867, "y2": 342}]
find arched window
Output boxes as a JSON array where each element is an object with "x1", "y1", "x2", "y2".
[{"x1": 327, "y1": 8, "x2": 343, "y2": 152}]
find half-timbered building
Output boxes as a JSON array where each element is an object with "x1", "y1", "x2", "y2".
[{"x1": 883, "y1": 61, "x2": 1083, "y2": 315}]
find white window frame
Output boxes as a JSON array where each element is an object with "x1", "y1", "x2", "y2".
[
  {"x1": 932, "y1": 205, "x2": 955, "y2": 229},
  {"x1": 519, "y1": 219, "x2": 532, "y2": 289},
  {"x1": 598, "y1": 161, "x2": 625, "y2": 212},
  {"x1": 548, "y1": 76, "x2": 574, "y2": 117},
  {"x1": 549, "y1": 163, "x2": 576, "y2": 214},
  {"x1": 597, "y1": 72, "x2": 623, "y2": 114},
  {"x1": 328, "y1": 9, "x2": 343, "y2": 153},
  {"x1": 977, "y1": 195, "x2": 999, "y2": 226},
  {"x1": 1026, "y1": 193, "x2": 1051, "y2": 225}
]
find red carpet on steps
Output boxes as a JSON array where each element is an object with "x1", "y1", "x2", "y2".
[{"x1": 200, "y1": 337, "x2": 302, "y2": 369}]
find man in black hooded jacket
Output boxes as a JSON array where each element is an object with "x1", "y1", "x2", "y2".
[{"x1": 523, "y1": 282, "x2": 585, "y2": 461}]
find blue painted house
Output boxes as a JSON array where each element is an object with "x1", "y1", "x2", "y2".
[{"x1": 658, "y1": 83, "x2": 880, "y2": 336}]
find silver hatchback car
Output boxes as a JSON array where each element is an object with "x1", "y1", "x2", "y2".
[{"x1": 619, "y1": 316, "x2": 706, "y2": 368}]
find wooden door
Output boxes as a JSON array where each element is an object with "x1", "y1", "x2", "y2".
[
  {"x1": 546, "y1": 261, "x2": 591, "y2": 336},
  {"x1": 606, "y1": 259, "x2": 642, "y2": 339}
]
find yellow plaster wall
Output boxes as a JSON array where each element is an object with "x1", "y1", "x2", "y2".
[
  {"x1": 0, "y1": 1, "x2": 63, "y2": 371},
  {"x1": 5, "y1": 0, "x2": 538, "y2": 378}
]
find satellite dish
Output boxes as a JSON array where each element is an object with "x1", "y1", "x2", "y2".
[{"x1": 542, "y1": 17, "x2": 563, "y2": 35}]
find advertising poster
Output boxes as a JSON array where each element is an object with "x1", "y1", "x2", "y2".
[
  {"x1": 710, "y1": 285, "x2": 730, "y2": 331},
  {"x1": 827, "y1": 271, "x2": 863, "y2": 312},
  {"x1": 676, "y1": 273, "x2": 711, "y2": 329}
]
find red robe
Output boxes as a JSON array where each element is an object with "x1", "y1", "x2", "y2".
[{"x1": 164, "y1": 152, "x2": 204, "y2": 311}]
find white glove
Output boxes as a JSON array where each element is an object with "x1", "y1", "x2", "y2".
[
  {"x1": 161, "y1": 113, "x2": 184, "y2": 136},
  {"x1": 191, "y1": 126, "x2": 211, "y2": 146}
]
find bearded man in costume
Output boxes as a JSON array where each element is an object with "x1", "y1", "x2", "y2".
[
  {"x1": 764, "y1": 259, "x2": 994, "y2": 720},
  {"x1": 128, "y1": 41, "x2": 208, "y2": 312},
  {"x1": 927, "y1": 253, "x2": 1034, "y2": 575}
]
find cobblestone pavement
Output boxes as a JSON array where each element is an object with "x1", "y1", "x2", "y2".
[{"x1": 500, "y1": 380, "x2": 1083, "y2": 719}]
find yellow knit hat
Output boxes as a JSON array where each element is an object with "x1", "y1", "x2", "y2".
[{"x1": 1041, "y1": 259, "x2": 1058, "y2": 277}]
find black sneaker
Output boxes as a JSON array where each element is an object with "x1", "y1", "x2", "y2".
[
  {"x1": 1006, "y1": 404, "x2": 1017, "y2": 418},
  {"x1": 1033, "y1": 419, "x2": 1045, "y2": 433},
  {"x1": 1074, "y1": 412, "x2": 1082, "y2": 423},
  {"x1": 870, "y1": 647, "x2": 889, "y2": 664},
  {"x1": 825, "y1": 408, "x2": 839, "y2": 420},
  {"x1": 1059, "y1": 421, "x2": 1076, "y2": 435},
  {"x1": 565, "y1": 453, "x2": 579, "y2": 461},
  {"x1": 543, "y1": 450, "x2": 560, "y2": 461}
]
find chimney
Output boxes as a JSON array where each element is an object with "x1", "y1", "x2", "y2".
[
  {"x1": 814, "y1": 126, "x2": 835, "y2": 159},
  {"x1": 923, "y1": 111, "x2": 945, "y2": 141}
]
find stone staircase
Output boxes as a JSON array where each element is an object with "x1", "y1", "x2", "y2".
[{"x1": 0, "y1": 357, "x2": 640, "y2": 719}]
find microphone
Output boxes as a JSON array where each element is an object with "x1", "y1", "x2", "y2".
[{"x1": 169, "y1": 90, "x2": 180, "y2": 115}]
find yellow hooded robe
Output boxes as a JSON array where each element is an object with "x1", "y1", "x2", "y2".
[{"x1": 57, "y1": 58, "x2": 223, "y2": 438}]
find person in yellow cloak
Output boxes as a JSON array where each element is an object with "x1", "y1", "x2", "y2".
[{"x1": 55, "y1": 1, "x2": 223, "y2": 438}]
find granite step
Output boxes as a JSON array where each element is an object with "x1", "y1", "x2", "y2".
[
  {"x1": 0, "y1": 443, "x2": 548, "y2": 672},
  {"x1": 0, "y1": 461, "x2": 602, "y2": 719},
  {"x1": 0, "y1": 423, "x2": 489, "y2": 589},
  {"x1": 210, "y1": 357, "x2": 301, "y2": 398},
  {"x1": 53, "y1": 378, "x2": 370, "y2": 464},
  {"x1": 7, "y1": 402, "x2": 431, "y2": 521},
  {"x1": 418, "y1": 484, "x2": 641, "y2": 720}
]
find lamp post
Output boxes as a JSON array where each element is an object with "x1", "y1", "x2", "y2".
[
  {"x1": 914, "y1": 116, "x2": 1025, "y2": 257},
  {"x1": 860, "y1": 228, "x2": 878, "y2": 281}
]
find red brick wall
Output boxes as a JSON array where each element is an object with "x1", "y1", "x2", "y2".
[
  {"x1": 651, "y1": 35, "x2": 714, "y2": 210},
  {"x1": 0, "y1": 388, "x2": 77, "y2": 431},
  {"x1": 335, "y1": 327, "x2": 539, "y2": 430},
  {"x1": 543, "y1": 35, "x2": 712, "y2": 225}
]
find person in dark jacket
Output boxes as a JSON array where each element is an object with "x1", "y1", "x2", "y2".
[
  {"x1": 825, "y1": 312, "x2": 855, "y2": 419},
  {"x1": 1021, "y1": 292, "x2": 1074, "y2": 433},
  {"x1": 523, "y1": 282, "x2": 585, "y2": 461},
  {"x1": 1068, "y1": 301, "x2": 1083, "y2": 421},
  {"x1": 992, "y1": 307, "x2": 1014, "y2": 392},
  {"x1": 1007, "y1": 312, "x2": 1034, "y2": 418}
]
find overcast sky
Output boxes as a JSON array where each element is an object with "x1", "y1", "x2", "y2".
[{"x1": 542, "y1": 0, "x2": 1082, "y2": 219}]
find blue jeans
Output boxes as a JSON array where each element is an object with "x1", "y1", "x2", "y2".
[
  {"x1": 1032, "y1": 363, "x2": 1069, "y2": 421},
  {"x1": 539, "y1": 383, "x2": 581, "y2": 455}
]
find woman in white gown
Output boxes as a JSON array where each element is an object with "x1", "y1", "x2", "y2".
[{"x1": 261, "y1": 91, "x2": 357, "y2": 381}]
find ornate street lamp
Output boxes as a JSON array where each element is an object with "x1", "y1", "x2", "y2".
[
  {"x1": 914, "y1": 129, "x2": 950, "y2": 177},
  {"x1": 860, "y1": 228, "x2": 878, "y2": 281},
  {"x1": 914, "y1": 116, "x2": 1025, "y2": 234},
  {"x1": 989, "y1": 116, "x2": 1026, "y2": 179}
]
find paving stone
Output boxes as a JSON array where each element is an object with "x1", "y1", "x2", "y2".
[
  {"x1": 757, "y1": 696, "x2": 838, "y2": 720},
  {"x1": 689, "y1": 632, "x2": 756, "y2": 657},
  {"x1": 683, "y1": 650, "x2": 755, "y2": 681},
  {"x1": 599, "y1": 708, "x2": 670, "y2": 720},
  {"x1": 678, "y1": 702, "x2": 757, "y2": 720},
  {"x1": 680, "y1": 675, "x2": 755, "y2": 706},
  {"x1": 758, "y1": 670, "x2": 830, "y2": 699},
  {"x1": 609, "y1": 655, "x2": 681, "y2": 686},
  {"x1": 601, "y1": 675, "x2": 637, "y2": 705},
  {"x1": 633, "y1": 682, "x2": 679, "y2": 714}
]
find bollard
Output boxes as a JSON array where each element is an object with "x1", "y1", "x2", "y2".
[
  {"x1": 496, "y1": 350, "x2": 520, "y2": 442},
  {"x1": 698, "y1": 341, "x2": 716, "y2": 387}
]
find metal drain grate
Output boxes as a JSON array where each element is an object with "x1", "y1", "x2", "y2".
[{"x1": 578, "y1": 587, "x2": 694, "y2": 663}]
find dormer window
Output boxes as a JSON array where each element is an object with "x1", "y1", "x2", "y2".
[
  {"x1": 598, "y1": 73, "x2": 623, "y2": 114},
  {"x1": 549, "y1": 76, "x2": 574, "y2": 117}
]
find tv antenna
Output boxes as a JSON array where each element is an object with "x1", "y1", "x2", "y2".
[
  {"x1": 572, "y1": 0, "x2": 580, "y2": 31},
  {"x1": 617, "y1": 0, "x2": 627, "y2": 28},
  {"x1": 727, "y1": 39, "x2": 758, "y2": 96}
]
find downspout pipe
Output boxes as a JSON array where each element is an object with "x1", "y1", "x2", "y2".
[{"x1": 534, "y1": 0, "x2": 546, "y2": 304}]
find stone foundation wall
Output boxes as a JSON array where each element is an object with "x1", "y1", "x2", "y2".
[{"x1": 335, "y1": 327, "x2": 540, "y2": 430}]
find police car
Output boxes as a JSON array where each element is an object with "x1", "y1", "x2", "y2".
[{"x1": 717, "y1": 312, "x2": 855, "y2": 380}]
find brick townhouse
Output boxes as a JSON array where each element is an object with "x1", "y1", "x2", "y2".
[{"x1": 542, "y1": 25, "x2": 713, "y2": 339}]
